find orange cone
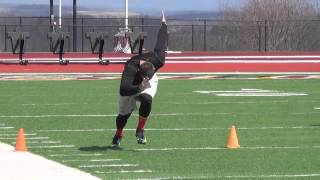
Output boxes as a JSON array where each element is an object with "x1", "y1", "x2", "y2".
[
  {"x1": 15, "y1": 128, "x2": 28, "y2": 152},
  {"x1": 226, "y1": 125, "x2": 240, "y2": 149}
]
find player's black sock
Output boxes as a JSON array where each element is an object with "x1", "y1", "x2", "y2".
[{"x1": 115, "y1": 113, "x2": 131, "y2": 136}]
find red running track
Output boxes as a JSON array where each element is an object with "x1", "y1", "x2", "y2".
[{"x1": 0, "y1": 52, "x2": 319, "y2": 73}]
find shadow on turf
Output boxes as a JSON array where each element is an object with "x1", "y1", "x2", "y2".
[{"x1": 78, "y1": 146, "x2": 139, "y2": 152}]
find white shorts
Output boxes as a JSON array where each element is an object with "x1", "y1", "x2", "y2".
[{"x1": 119, "y1": 74, "x2": 159, "y2": 115}]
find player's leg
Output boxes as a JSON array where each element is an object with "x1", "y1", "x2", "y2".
[
  {"x1": 111, "y1": 113, "x2": 131, "y2": 147},
  {"x1": 153, "y1": 11, "x2": 168, "y2": 64},
  {"x1": 136, "y1": 74, "x2": 159, "y2": 144},
  {"x1": 136, "y1": 93, "x2": 153, "y2": 144},
  {"x1": 111, "y1": 96, "x2": 136, "y2": 147}
]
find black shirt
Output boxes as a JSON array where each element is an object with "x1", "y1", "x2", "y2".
[
  {"x1": 119, "y1": 52, "x2": 164, "y2": 96},
  {"x1": 119, "y1": 23, "x2": 167, "y2": 96}
]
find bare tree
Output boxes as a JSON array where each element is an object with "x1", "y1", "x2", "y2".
[{"x1": 223, "y1": 0, "x2": 320, "y2": 51}]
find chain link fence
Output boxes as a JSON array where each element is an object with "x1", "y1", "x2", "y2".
[{"x1": 1, "y1": 17, "x2": 320, "y2": 52}]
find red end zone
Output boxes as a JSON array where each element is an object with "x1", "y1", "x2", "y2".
[{"x1": 0, "y1": 52, "x2": 319, "y2": 73}]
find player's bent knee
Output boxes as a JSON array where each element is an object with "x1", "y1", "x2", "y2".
[
  {"x1": 139, "y1": 94, "x2": 153, "y2": 117},
  {"x1": 140, "y1": 94, "x2": 153, "y2": 105}
]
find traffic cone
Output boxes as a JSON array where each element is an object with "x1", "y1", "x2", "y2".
[
  {"x1": 15, "y1": 128, "x2": 28, "y2": 152},
  {"x1": 226, "y1": 125, "x2": 240, "y2": 149}
]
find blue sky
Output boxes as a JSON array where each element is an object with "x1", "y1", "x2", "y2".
[{"x1": 1, "y1": 0, "x2": 243, "y2": 11}]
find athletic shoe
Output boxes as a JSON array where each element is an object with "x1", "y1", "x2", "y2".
[
  {"x1": 161, "y1": 10, "x2": 166, "y2": 24},
  {"x1": 136, "y1": 129, "x2": 147, "y2": 144},
  {"x1": 111, "y1": 135, "x2": 122, "y2": 147}
]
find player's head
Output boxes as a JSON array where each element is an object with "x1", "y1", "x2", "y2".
[{"x1": 140, "y1": 61, "x2": 155, "y2": 79}]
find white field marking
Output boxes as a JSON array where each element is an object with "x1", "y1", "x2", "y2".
[
  {"x1": 216, "y1": 93, "x2": 308, "y2": 97},
  {"x1": 293, "y1": 112, "x2": 320, "y2": 115},
  {"x1": 120, "y1": 173, "x2": 320, "y2": 180},
  {"x1": 0, "y1": 142, "x2": 100, "y2": 180},
  {"x1": 8, "y1": 57, "x2": 320, "y2": 62},
  {"x1": 3, "y1": 55, "x2": 320, "y2": 61},
  {"x1": 135, "y1": 146, "x2": 320, "y2": 152},
  {"x1": 41, "y1": 140, "x2": 62, "y2": 144},
  {"x1": 170, "y1": 100, "x2": 289, "y2": 105},
  {"x1": 2, "y1": 72, "x2": 320, "y2": 75},
  {"x1": 0, "y1": 126, "x2": 14, "y2": 129},
  {"x1": 63, "y1": 159, "x2": 121, "y2": 163},
  {"x1": 28, "y1": 145, "x2": 75, "y2": 149},
  {"x1": 166, "y1": 60, "x2": 320, "y2": 63},
  {"x1": 0, "y1": 113, "x2": 180, "y2": 118},
  {"x1": 31, "y1": 126, "x2": 319, "y2": 133},
  {"x1": 194, "y1": 89, "x2": 307, "y2": 97},
  {"x1": 0, "y1": 137, "x2": 49, "y2": 140},
  {"x1": 49, "y1": 153, "x2": 103, "y2": 157},
  {"x1": 0, "y1": 114, "x2": 116, "y2": 118},
  {"x1": 26, "y1": 137, "x2": 50, "y2": 140},
  {"x1": 22, "y1": 141, "x2": 61, "y2": 144},
  {"x1": 0, "y1": 133, "x2": 37, "y2": 136},
  {"x1": 95, "y1": 170, "x2": 154, "y2": 174},
  {"x1": 315, "y1": 107, "x2": 320, "y2": 110},
  {"x1": 79, "y1": 164, "x2": 139, "y2": 168},
  {"x1": 21, "y1": 103, "x2": 90, "y2": 106}
]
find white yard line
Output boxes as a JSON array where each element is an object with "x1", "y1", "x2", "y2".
[
  {"x1": 26, "y1": 141, "x2": 61, "y2": 144},
  {"x1": 0, "y1": 137, "x2": 49, "y2": 140},
  {"x1": 121, "y1": 173, "x2": 320, "y2": 180},
  {"x1": 21, "y1": 103, "x2": 90, "y2": 106},
  {"x1": 0, "y1": 133, "x2": 36, "y2": 136},
  {"x1": 28, "y1": 145, "x2": 75, "y2": 149},
  {"x1": 0, "y1": 142, "x2": 100, "y2": 180},
  {"x1": 315, "y1": 107, "x2": 320, "y2": 110},
  {"x1": 49, "y1": 153, "x2": 103, "y2": 157},
  {"x1": 95, "y1": 170, "x2": 154, "y2": 174},
  {"x1": 0, "y1": 126, "x2": 14, "y2": 129},
  {"x1": 0, "y1": 113, "x2": 176, "y2": 118},
  {"x1": 79, "y1": 164, "x2": 139, "y2": 168},
  {"x1": 0, "y1": 113, "x2": 180, "y2": 118},
  {"x1": 32, "y1": 126, "x2": 319, "y2": 133},
  {"x1": 2, "y1": 100, "x2": 290, "y2": 106},
  {"x1": 0, "y1": 111, "x2": 316, "y2": 118},
  {"x1": 0, "y1": 114, "x2": 117, "y2": 118},
  {"x1": 134, "y1": 146, "x2": 320, "y2": 152},
  {"x1": 63, "y1": 159, "x2": 121, "y2": 163}
]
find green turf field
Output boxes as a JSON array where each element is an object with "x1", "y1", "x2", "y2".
[{"x1": 0, "y1": 78, "x2": 319, "y2": 179}]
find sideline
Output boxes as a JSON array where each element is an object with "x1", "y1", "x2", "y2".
[{"x1": 0, "y1": 142, "x2": 100, "y2": 180}]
